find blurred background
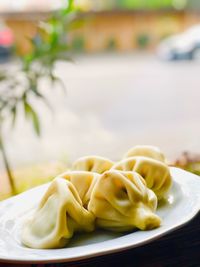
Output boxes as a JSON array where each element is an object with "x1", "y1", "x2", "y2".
[{"x1": 1, "y1": 0, "x2": 200, "y2": 199}]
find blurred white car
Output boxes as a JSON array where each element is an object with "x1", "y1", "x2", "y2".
[{"x1": 157, "y1": 25, "x2": 200, "y2": 60}]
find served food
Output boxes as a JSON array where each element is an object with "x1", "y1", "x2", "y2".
[
  {"x1": 72, "y1": 156, "x2": 114, "y2": 174},
  {"x1": 22, "y1": 178, "x2": 95, "y2": 249},
  {"x1": 88, "y1": 170, "x2": 161, "y2": 231},
  {"x1": 124, "y1": 145, "x2": 166, "y2": 163},
  {"x1": 57, "y1": 171, "x2": 99, "y2": 208},
  {"x1": 112, "y1": 156, "x2": 172, "y2": 200},
  {"x1": 22, "y1": 145, "x2": 172, "y2": 249}
]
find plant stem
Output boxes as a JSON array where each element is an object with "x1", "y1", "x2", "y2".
[{"x1": 0, "y1": 130, "x2": 16, "y2": 195}]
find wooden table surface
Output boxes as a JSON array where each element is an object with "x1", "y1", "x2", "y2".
[{"x1": 0, "y1": 212, "x2": 199, "y2": 267}]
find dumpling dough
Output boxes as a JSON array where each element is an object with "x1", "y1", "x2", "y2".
[
  {"x1": 72, "y1": 156, "x2": 114, "y2": 174},
  {"x1": 57, "y1": 171, "x2": 100, "y2": 208},
  {"x1": 21, "y1": 178, "x2": 95, "y2": 249},
  {"x1": 88, "y1": 170, "x2": 161, "y2": 232},
  {"x1": 112, "y1": 156, "x2": 172, "y2": 200},
  {"x1": 124, "y1": 145, "x2": 166, "y2": 163}
]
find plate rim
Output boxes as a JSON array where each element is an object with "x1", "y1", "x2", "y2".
[{"x1": 0, "y1": 167, "x2": 200, "y2": 264}]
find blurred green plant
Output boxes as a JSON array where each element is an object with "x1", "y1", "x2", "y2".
[
  {"x1": 116, "y1": 0, "x2": 172, "y2": 9},
  {"x1": 71, "y1": 35, "x2": 85, "y2": 52},
  {"x1": 0, "y1": 0, "x2": 76, "y2": 195},
  {"x1": 173, "y1": 152, "x2": 200, "y2": 176},
  {"x1": 137, "y1": 33, "x2": 150, "y2": 49},
  {"x1": 106, "y1": 37, "x2": 117, "y2": 51}
]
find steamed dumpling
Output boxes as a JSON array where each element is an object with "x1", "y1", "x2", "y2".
[
  {"x1": 57, "y1": 171, "x2": 100, "y2": 208},
  {"x1": 22, "y1": 178, "x2": 95, "y2": 249},
  {"x1": 72, "y1": 156, "x2": 114, "y2": 174},
  {"x1": 112, "y1": 156, "x2": 172, "y2": 200},
  {"x1": 88, "y1": 170, "x2": 161, "y2": 232},
  {"x1": 124, "y1": 145, "x2": 166, "y2": 163}
]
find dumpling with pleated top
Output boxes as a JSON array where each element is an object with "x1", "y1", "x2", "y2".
[
  {"x1": 124, "y1": 145, "x2": 166, "y2": 163},
  {"x1": 88, "y1": 170, "x2": 161, "y2": 232},
  {"x1": 21, "y1": 178, "x2": 95, "y2": 249},
  {"x1": 72, "y1": 156, "x2": 114, "y2": 174},
  {"x1": 112, "y1": 156, "x2": 172, "y2": 200},
  {"x1": 57, "y1": 171, "x2": 100, "y2": 208}
]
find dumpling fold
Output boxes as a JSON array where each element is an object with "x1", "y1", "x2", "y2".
[
  {"x1": 72, "y1": 156, "x2": 114, "y2": 174},
  {"x1": 88, "y1": 170, "x2": 161, "y2": 232},
  {"x1": 57, "y1": 171, "x2": 100, "y2": 208},
  {"x1": 21, "y1": 178, "x2": 95, "y2": 249},
  {"x1": 124, "y1": 145, "x2": 166, "y2": 163},
  {"x1": 112, "y1": 156, "x2": 172, "y2": 200}
]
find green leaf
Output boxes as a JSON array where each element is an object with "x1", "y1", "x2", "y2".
[
  {"x1": 11, "y1": 106, "x2": 17, "y2": 127},
  {"x1": 0, "y1": 0, "x2": 76, "y2": 139},
  {"x1": 24, "y1": 102, "x2": 41, "y2": 136},
  {"x1": 62, "y1": 0, "x2": 74, "y2": 15}
]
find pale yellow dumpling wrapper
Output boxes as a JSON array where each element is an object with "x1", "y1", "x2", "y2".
[
  {"x1": 88, "y1": 170, "x2": 161, "y2": 232},
  {"x1": 72, "y1": 156, "x2": 114, "y2": 174},
  {"x1": 21, "y1": 178, "x2": 95, "y2": 249},
  {"x1": 112, "y1": 156, "x2": 172, "y2": 200},
  {"x1": 57, "y1": 171, "x2": 100, "y2": 208},
  {"x1": 124, "y1": 145, "x2": 166, "y2": 163}
]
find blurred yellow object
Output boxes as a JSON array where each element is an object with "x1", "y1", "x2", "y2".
[
  {"x1": 6, "y1": 19, "x2": 37, "y2": 55},
  {"x1": 4, "y1": 9, "x2": 200, "y2": 55},
  {"x1": 4, "y1": 12, "x2": 49, "y2": 55},
  {"x1": 0, "y1": 161, "x2": 67, "y2": 200},
  {"x1": 76, "y1": 0, "x2": 93, "y2": 11}
]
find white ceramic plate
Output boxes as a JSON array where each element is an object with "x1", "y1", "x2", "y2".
[{"x1": 0, "y1": 167, "x2": 200, "y2": 264}]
